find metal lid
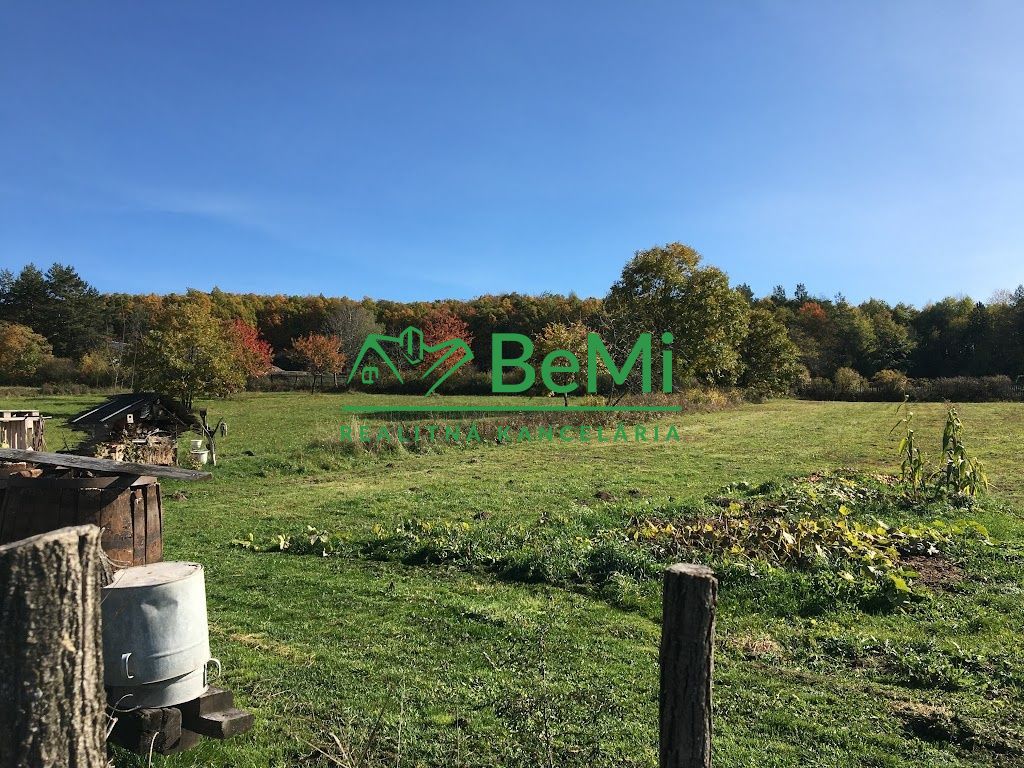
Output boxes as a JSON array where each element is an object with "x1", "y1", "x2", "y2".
[{"x1": 104, "y1": 561, "x2": 203, "y2": 589}]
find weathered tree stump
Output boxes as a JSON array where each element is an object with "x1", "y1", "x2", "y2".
[
  {"x1": 0, "y1": 525, "x2": 108, "y2": 768},
  {"x1": 660, "y1": 563, "x2": 717, "y2": 768}
]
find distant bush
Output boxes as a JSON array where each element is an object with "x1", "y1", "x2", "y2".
[
  {"x1": 797, "y1": 373, "x2": 1021, "y2": 402},
  {"x1": 833, "y1": 367, "x2": 868, "y2": 396},
  {"x1": 38, "y1": 382, "x2": 110, "y2": 395},
  {"x1": 34, "y1": 356, "x2": 80, "y2": 384},
  {"x1": 248, "y1": 366, "x2": 1022, "y2": 404},
  {"x1": 799, "y1": 376, "x2": 836, "y2": 401},
  {"x1": 247, "y1": 373, "x2": 313, "y2": 392},
  {"x1": 915, "y1": 376, "x2": 1016, "y2": 402},
  {"x1": 0, "y1": 386, "x2": 42, "y2": 397},
  {"x1": 681, "y1": 385, "x2": 746, "y2": 410},
  {"x1": 793, "y1": 365, "x2": 813, "y2": 391},
  {"x1": 872, "y1": 369, "x2": 910, "y2": 396}
]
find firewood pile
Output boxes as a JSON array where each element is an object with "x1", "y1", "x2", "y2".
[{"x1": 90, "y1": 429, "x2": 177, "y2": 466}]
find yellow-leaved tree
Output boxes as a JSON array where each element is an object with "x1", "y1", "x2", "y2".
[
  {"x1": 134, "y1": 299, "x2": 246, "y2": 409},
  {"x1": 535, "y1": 320, "x2": 591, "y2": 406}
]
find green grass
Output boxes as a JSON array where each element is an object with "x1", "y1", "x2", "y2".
[{"x1": 5, "y1": 392, "x2": 1024, "y2": 767}]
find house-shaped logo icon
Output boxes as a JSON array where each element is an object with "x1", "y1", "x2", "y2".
[{"x1": 346, "y1": 326, "x2": 474, "y2": 395}]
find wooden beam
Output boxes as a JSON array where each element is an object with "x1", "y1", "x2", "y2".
[
  {"x1": 0, "y1": 449, "x2": 211, "y2": 482},
  {"x1": 107, "y1": 689, "x2": 254, "y2": 756},
  {"x1": 107, "y1": 706, "x2": 204, "y2": 756},
  {"x1": 186, "y1": 707, "x2": 255, "y2": 740},
  {"x1": 179, "y1": 688, "x2": 254, "y2": 740}
]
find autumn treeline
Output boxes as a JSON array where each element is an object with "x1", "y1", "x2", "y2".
[{"x1": 2, "y1": 251, "x2": 1024, "y2": 398}]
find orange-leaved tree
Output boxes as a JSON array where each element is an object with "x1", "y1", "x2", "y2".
[
  {"x1": 229, "y1": 319, "x2": 273, "y2": 380},
  {"x1": 291, "y1": 333, "x2": 345, "y2": 393},
  {"x1": 422, "y1": 307, "x2": 473, "y2": 380}
]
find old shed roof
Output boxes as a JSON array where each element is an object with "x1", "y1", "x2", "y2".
[{"x1": 69, "y1": 393, "x2": 194, "y2": 429}]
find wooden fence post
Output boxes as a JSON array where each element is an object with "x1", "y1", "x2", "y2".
[
  {"x1": 660, "y1": 563, "x2": 717, "y2": 768},
  {"x1": 0, "y1": 525, "x2": 108, "y2": 768}
]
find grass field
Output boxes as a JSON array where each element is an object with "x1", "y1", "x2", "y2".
[{"x1": 6, "y1": 393, "x2": 1024, "y2": 767}]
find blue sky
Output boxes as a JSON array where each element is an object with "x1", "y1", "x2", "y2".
[{"x1": 1, "y1": 2, "x2": 1022, "y2": 304}]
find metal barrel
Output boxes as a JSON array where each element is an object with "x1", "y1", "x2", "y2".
[
  {"x1": 101, "y1": 562, "x2": 212, "y2": 694},
  {"x1": 107, "y1": 665, "x2": 217, "y2": 710}
]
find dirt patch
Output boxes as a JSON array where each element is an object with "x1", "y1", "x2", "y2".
[
  {"x1": 893, "y1": 701, "x2": 1022, "y2": 755},
  {"x1": 894, "y1": 701, "x2": 971, "y2": 743},
  {"x1": 727, "y1": 632, "x2": 784, "y2": 661},
  {"x1": 901, "y1": 554, "x2": 965, "y2": 590},
  {"x1": 595, "y1": 490, "x2": 615, "y2": 502}
]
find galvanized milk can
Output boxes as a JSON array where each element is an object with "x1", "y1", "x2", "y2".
[{"x1": 102, "y1": 561, "x2": 219, "y2": 708}]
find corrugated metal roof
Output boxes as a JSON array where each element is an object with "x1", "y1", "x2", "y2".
[
  {"x1": 69, "y1": 393, "x2": 194, "y2": 430},
  {"x1": 68, "y1": 393, "x2": 156, "y2": 423}
]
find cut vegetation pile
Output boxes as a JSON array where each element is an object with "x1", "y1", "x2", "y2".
[{"x1": 235, "y1": 471, "x2": 994, "y2": 613}]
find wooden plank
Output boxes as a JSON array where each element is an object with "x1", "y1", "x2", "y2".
[
  {"x1": 97, "y1": 489, "x2": 134, "y2": 568},
  {"x1": 57, "y1": 485, "x2": 77, "y2": 530},
  {"x1": 108, "y1": 692, "x2": 253, "y2": 754},
  {"x1": 0, "y1": 488, "x2": 11, "y2": 543},
  {"x1": 184, "y1": 707, "x2": 254, "y2": 740},
  {"x1": 0, "y1": 449, "x2": 211, "y2": 481},
  {"x1": 178, "y1": 688, "x2": 254, "y2": 741},
  {"x1": 131, "y1": 489, "x2": 146, "y2": 567},
  {"x1": 107, "y1": 706, "x2": 202, "y2": 756},
  {"x1": 2, "y1": 475, "x2": 155, "y2": 490},
  {"x1": 145, "y1": 484, "x2": 162, "y2": 564},
  {"x1": 178, "y1": 687, "x2": 234, "y2": 720}
]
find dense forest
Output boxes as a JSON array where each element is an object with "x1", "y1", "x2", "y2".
[{"x1": 2, "y1": 244, "x2": 1023, "y2": 401}]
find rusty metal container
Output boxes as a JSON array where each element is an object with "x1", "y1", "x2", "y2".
[
  {"x1": 102, "y1": 562, "x2": 216, "y2": 708},
  {"x1": 0, "y1": 474, "x2": 163, "y2": 568}
]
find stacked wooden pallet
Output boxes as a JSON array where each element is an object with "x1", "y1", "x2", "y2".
[{"x1": 0, "y1": 411, "x2": 46, "y2": 451}]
